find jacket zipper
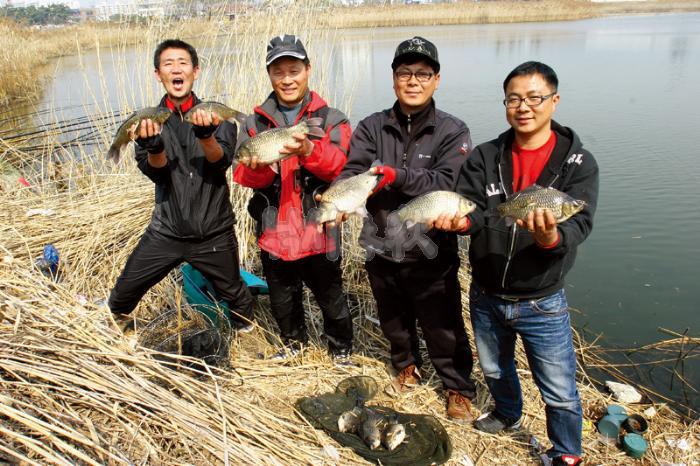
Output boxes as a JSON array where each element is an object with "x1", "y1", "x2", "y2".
[
  {"x1": 402, "y1": 114, "x2": 412, "y2": 167},
  {"x1": 498, "y1": 161, "x2": 517, "y2": 289},
  {"x1": 499, "y1": 160, "x2": 562, "y2": 289}
]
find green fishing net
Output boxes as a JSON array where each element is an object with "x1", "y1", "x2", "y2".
[{"x1": 296, "y1": 376, "x2": 452, "y2": 465}]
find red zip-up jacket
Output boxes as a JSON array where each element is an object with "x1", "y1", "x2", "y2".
[{"x1": 233, "y1": 91, "x2": 351, "y2": 261}]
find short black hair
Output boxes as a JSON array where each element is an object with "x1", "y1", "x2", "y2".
[
  {"x1": 153, "y1": 39, "x2": 199, "y2": 69},
  {"x1": 391, "y1": 53, "x2": 439, "y2": 74},
  {"x1": 503, "y1": 61, "x2": 558, "y2": 93}
]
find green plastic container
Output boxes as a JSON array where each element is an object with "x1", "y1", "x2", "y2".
[
  {"x1": 623, "y1": 433, "x2": 648, "y2": 458},
  {"x1": 181, "y1": 263, "x2": 269, "y2": 325},
  {"x1": 598, "y1": 414, "x2": 627, "y2": 439},
  {"x1": 606, "y1": 404, "x2": 627, "y2": 416}
]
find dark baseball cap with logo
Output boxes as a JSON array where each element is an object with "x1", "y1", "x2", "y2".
[
  {"x1": 266, "y1": 34, "x2": 309, "y2": 66},
  {"x1": 391, "y1": 36, "x2": 440, "y2": 73}
]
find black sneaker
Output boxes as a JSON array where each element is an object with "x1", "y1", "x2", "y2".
[
  {"x1": 232, "y1": 320, "x2": 254, "y2": 334},
  {"x1": 330, "y1": 348, "x2": 355, "y2": 367},
  {"x1": 474, "y1": 411, "x2": 522, "y2": 434},
  {"x1": 269, "y1": 341, "x2": 303, "y2": 360}
]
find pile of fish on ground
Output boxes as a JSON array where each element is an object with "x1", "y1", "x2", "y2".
[{"x1": 1, "y1": 153, "x2": 698, "y2": 465}]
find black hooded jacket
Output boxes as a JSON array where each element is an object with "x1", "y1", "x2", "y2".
[
  {"x1": 337, "y1": 100, "x2": 473, "y2": 262},
  {"x1": 135, "y1": 94, "x2": 237, "y2": 239},
  {"x1": 456, "y1": 121, "x2": 599, "y2": 298}
]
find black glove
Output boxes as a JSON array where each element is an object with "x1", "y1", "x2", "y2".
[
  {"x1": 192, "y1": 123, "x2": 218, "y2": 139},
  {"x1": 135, "y1": 133, "x2": 164, "y2": 154}
]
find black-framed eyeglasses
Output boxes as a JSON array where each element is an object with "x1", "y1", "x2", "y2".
[
  {"x1": 503, "y1": 92, "x2": 557, "y2": 108},
  {"x1": 394, "y1": 69, "x2": 434, "y2": 83}
]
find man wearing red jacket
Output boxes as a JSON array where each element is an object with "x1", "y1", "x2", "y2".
[{"x1": 233, "y1": 35, "x2": 353, "y2": 363}]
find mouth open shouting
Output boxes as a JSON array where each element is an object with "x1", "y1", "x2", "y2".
[{"x1": 155, "y1": 47, "x2": 200, "y2": 105}]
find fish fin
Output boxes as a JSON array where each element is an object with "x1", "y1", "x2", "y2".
[
  {"x1": 270, "y1": 163, "x2": 279, "y2": 174},
  {"x1": 370, "y1": 159, "x2": 383, "y2": 168},
  {"x1": 306, "y1": 117, "x2": 326, "y2": 138},
  {"x1": 307, "y1": 126, "x2": 326, "y2": 138},
  {"x1": 354, "y1": 206, "x2": 368, "y2": 217},
  {"x1": 107, "y1": 144, "x2": 121, "y2": 162},
  {"x1": 226, "y1": 109, "x2": 247, "y2": 124},
  {"x1": 405, "y1": 220, "x2": 416, "y2": 229}
]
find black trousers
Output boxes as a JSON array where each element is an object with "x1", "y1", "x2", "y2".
[
  {"x1": 109, "y1": 228, "x2": 254, "y2": 323},
  {"x1": 365, "y1": 252, "x2": 475, "y2": 398},
  {"x1": 260, "y1": 251, "x2": 353, "y2": 352}
]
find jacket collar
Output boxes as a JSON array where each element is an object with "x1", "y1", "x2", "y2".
[
  {"x1": 385, "y1": 99, "x2": 436, "y2": 136},
  {"x1": 496, "y1": 120, "x2": 581, "y2": 195},
  {"x1": 160, "y1": 93, "x2": 199, "y2": 114},
  {"x1": 254, "y1": 90, "x2": 327, "y2": 128}
]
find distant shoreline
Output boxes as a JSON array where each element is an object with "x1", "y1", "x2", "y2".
[{"x1": 324, "y1": 0, "x2": 700, "y2": 29}]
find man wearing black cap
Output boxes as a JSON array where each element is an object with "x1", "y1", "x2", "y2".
[
  {"x1": 233, "y1": 34, "x2": 354, "y2": 363},
  {"x1": 332, "y1": 37, "x2": 477, "y2": 420}
]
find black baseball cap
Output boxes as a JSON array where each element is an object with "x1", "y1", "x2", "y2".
[
  {"x1": 391, "y1": 36, "x2": 440, "y2": 73},
  {"x1": 266, "y1": 34, "x2": 309, "y2": 66}
]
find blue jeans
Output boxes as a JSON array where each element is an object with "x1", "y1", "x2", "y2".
[{"x1": 469, "y1": 284, "x2": 582, "y2": 458}]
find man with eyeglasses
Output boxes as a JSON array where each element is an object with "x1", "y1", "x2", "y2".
[
  {"x1": 436, "y1": 61, "x2": 599, "y2": 465},
  {"x1": 233, "y1": 34, "x2": 354, "y2": 364},
  {"x1": 332, "y1": 36, "x2": 477, "y2": 421}
]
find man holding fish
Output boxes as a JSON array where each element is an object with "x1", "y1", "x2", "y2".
[
  {"x1": 330, "y1": 37, "x2": 477, "y2": 421},
  {"x1": 107, "y1": 39, "x2": 254, "y2": 333},
  {"x1": 232, "y1": 35, "x2": 354, "y2": 363},
  {"x1": 437, "y1": 61, "x2": 598, "y2": 466}
]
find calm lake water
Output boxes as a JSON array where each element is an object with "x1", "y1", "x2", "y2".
[{"x1": 38, "y1": 13, "x2": 700, "y2": 411}]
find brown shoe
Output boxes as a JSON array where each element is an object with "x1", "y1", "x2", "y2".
[
  {"x1": 446, "y1": 390, "x2": 475, "y2": 422},
  {"x1": 392, "y1": 364, "x2": 421, "y2": 393}
]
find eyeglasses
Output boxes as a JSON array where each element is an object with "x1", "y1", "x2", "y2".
[
  {"x1": 394, "y1": 70, "x2": 434, "y2": 83},
  {"x1": 503, "y1": 92, "x2": 557, "y2": 108}
]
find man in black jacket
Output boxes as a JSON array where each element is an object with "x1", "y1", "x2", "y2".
[
  {"x1": 108, "y1": 39, "x2": 254, "y2": 332},
  {"x1": 334, "y1": 37, "x2": 476, "y2": 421},
  {"x1": 437, "y1": 62, "x2": 598, "y2": 465}
]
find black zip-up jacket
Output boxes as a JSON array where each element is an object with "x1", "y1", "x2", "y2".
[
  {"x1": 337, "y1": 100, "x2": 473, "y2": 262},
  {"x1": 456, "y1": 121, "x2": 599, "y2": 298},
  {"x1": 135, "y1": 94, "x2": 237, "y2": 239}
]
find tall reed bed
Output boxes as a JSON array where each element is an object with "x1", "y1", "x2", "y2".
[
  {"x1": 324, "y1": 0, "x2": 595, "y2": 29},
  {"x1": 1, "y1": 3, "x2": 698, "y2": 465}
]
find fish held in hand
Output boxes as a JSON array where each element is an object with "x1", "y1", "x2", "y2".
[
  {"x1": 235, "y1": 117, "x2": 325, "y2": 166},
  {"x1": 393, "y1": 191, "x2": 476, "y2": 228},
  {"x1": 107, "y1": 107, "x2": 172, "y2": 162},
  {"x1": 497, "y1": 184, "x2": 585, "y2": 224},
  {"x1": 309, "y1": 169, "x2": 379, "y2": 225},
  {"x1": 183, "y1": 101, "x2": 246, "y2": 124}
]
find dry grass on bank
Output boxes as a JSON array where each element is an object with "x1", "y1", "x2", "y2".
[
  {"x1": 325, "y1": 0, "x2": 700, "y2": 29},
  {"x1": 1, "y1": 168, "x2": 698, "y2": 464},
  {"x1": 0, "y1": 20, "x2": 143, "y2": 106},
  {"x1": 325, "y1": 0, "x2": 595, "y2": 29}
]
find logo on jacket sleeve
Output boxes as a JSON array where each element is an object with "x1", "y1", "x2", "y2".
[
  {"x1": 459, "y1": 142, "x2": 470, "y2": 155},
  {"x1": 486, "y1": 183, "x2": 503, "y2": 197},
  {"x1": 567, "y1": 153, "x2": 584, "y2": 165}
]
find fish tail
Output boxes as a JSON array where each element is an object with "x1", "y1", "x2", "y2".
[
  {"x1": 306, "y1": 117, "x2": 326, "y2": 138},
  {"x1": 226, "y1": 109, "x2": 247, "y2": 124}
]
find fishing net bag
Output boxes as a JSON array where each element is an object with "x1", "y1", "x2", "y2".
[
  {"x1": 137, "y1": 307, "x2": 232, "y2": 369},
  {"x1": 295, "y1": 376, "x2": 452, "y2": 465}
]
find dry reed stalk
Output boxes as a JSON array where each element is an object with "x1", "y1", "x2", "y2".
[{"x1": 324, "y1": 0, "x2": 700, "y2": 29}]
